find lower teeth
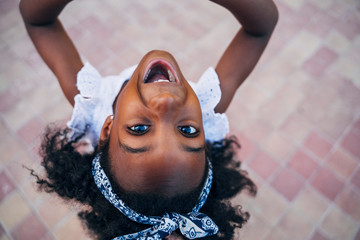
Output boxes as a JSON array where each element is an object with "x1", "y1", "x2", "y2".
[{"x1": 168, "y1": 70, "x2": 175, "y2": 82}]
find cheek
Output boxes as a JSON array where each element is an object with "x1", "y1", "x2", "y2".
[
  {"x1": 108, "y1": 153, "x2": 138, "y2": 191},
  {"x1": 107, "y1": 136, "x2": 129, "y2": 184}
]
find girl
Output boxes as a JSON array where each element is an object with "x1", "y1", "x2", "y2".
[{"x1": 20, "y1": 0, "x2": 278, "y2": 239}]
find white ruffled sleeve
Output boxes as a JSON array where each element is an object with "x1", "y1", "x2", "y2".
[
  {"x1": 67, "y1": 62, "x2": 136, "y2": 147},
  {"x1": 190, "y1": 67, "x2": 229, "y2": 142},
  {"x1": 76, "y1": 62, "x2": 102, "y2": 98}
]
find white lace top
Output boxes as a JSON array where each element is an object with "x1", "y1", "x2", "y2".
[{"x1": 67, "y1": 63, "x2": 229, "y2": 147}]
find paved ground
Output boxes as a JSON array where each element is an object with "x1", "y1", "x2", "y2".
[{"x1": 0, "y1": 0, "x2": 360, "y2": 239}]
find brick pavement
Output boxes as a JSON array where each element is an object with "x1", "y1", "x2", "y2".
[{"x1": 0, "y1": 0, "x2": 359, "y2": 239}]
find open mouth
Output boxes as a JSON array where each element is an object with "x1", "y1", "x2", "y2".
[{"x1": 144, "y1": 60, "x2": 177, "y2": 84}]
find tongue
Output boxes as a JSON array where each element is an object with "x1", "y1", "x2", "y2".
[{"x1": 148, "y1": 73, "x2": 168, "y2": 83}]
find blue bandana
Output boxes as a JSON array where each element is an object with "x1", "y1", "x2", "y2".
[{"x1": 92, "y1": 153, "x2": 219, "y2": 239}]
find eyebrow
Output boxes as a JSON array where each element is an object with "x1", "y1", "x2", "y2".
[
  {"x1": 181, "y1": 144, "x2": 206, "y2": 153},
  {"x1": 119, "y1": 142, "x2": 205, "y2": 154},
  {"x1": 120, "y1": 143, "x2": 150, "y2": 153}
]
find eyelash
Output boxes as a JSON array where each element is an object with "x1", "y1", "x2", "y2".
[
  {"x1": 127, "y1": 125, "x2": 199, "y2": 137},
  {"x1": 127, "y1": 125, "x2": 150, "y2": 135},
  {"x1": 178, "y1": 126, "x2": 199, "y2": 137}
]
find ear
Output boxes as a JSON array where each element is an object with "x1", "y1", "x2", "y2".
[{"x1": 99, "y1": 115, "x2": 114, "y2": 142}]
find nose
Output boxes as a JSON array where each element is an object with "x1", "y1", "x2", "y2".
[{"x1": 148, "y1": 93, "x2": 181, "y2": 117}]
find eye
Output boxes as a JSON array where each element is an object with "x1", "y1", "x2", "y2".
[
  {"x1": 178, "y1": 126, "x2": 199, "y2": 137},
  {"x1": 128, "y1": 125, "x2": 150, "y2": 135}
]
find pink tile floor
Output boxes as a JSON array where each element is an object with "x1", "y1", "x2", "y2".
[{"x1": 1, "y1": 0, "x2": 360, "y2": 239}]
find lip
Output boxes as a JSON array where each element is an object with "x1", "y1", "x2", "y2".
[{"x1": 143, "y1": 58, "x2": 180, "y2": 84}]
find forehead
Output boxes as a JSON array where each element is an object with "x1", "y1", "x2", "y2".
[{"x1": 108, "y1": 140, "x2": 206, "y2": 196}]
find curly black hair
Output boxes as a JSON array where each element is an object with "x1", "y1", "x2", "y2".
[{"x1": 33, "y1": 126, "x2": 257, "y2": 240}]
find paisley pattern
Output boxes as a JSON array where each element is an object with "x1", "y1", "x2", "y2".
[{"x1": 92, "y1": 154, "x2": 218, "y2": 239}]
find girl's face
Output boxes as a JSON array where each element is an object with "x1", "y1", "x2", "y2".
[{"x1": 101, "y1": 50, "x2": 206, "y2": 197}]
